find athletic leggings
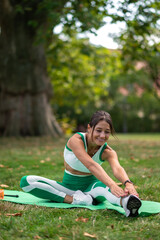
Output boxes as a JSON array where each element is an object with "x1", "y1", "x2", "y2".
[{"x1": 20, "y1": 170, "x2": 121, "y2": 206}]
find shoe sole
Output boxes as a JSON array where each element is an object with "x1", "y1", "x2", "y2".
[{"x1": 127, "y1": 195, "x2": 142, "y2": 217}]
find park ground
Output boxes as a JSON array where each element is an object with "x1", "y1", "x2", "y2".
[{"x1": 0, "y1": 134, "x2": 160, "y2": 240}]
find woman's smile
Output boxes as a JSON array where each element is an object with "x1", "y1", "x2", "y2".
[
  {"x1": 87, "y1": 120, "x2": 111, "y2": 146},
  {"x1": 97, "y1": 138, "x2": 105, "y2": 143}
]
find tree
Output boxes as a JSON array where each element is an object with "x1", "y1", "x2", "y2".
[
  {"x1": 98, "y1": 0, "x2": 160, "y2": 132},
  {"x1": 108, "y1": 0, "x2": 160, "y2": 99},
  {"x1": 107, "y1": 70, "x2": 160, "y2": 133},
  {"x1": 0, "y1": 0, "x2": 108, "y2": 136},
  {"x1": 47, "y1": 35, "x2": 121, "y2": 131}
]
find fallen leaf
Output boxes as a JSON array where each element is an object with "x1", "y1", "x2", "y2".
[
  {"x1": 83, "y1": 232, "x2": 97, "y2": 238},
  {"x1": 40, "y1": 160, "x2": 45, "y2": 163},
  {"x1": 34, "y1": 235, "x2": 41, "y2": 239},
  {"x1": 111, "y1": 224, "x2": 114, "y2": 229},
  {"x1": 0, "y1": 184, "x2": 9, "y2": 188},
  {"x1": 76, "y1": 217, "x2": 89, "y2": 222},
  {"x1": 17, "y1": 165, "x2": 25, "y2": 169},
  {"x1": 133, "y1": 158, "x2": 139, "y2": 162},
  {"x1": 33, "y1": 165, "x2": 39, "y2": 168},
  {"x1": 6, "y1": 212, "x2": 22, "y2": 217},
  {"x1": 0, "y1": 164, "x2": 5, "y2": 168}
]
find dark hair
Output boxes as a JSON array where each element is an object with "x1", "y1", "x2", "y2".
[{"x1": 89, "y1": 110, "x2": 115, "y2": 136}]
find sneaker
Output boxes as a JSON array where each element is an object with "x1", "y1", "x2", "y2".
[
  {"x1": 122, "y1": 195, "x2": 142, "y2": 217},
  {"x1": 72, "y1": 190, "x2": 93, "y2": 206}
]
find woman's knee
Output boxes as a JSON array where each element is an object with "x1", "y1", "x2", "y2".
[{"x1": 20, "y1": 176, "x2": 29, "y2": 188}]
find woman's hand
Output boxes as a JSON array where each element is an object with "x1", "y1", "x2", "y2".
[
  {"x1": 110, "y1": 183, "x2": 128, "y2": 198},
  {"x1": 124, "y1": 183, "x2": 139, "y2": 197}
]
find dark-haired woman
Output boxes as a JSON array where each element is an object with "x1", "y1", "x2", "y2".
[{"x1": 20, "y1": 111, "x2": 141, "y2": 217}]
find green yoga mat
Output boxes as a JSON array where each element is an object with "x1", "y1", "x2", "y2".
[{"x1": 2, "y1": 190, "x2": 160, "y2": 217}]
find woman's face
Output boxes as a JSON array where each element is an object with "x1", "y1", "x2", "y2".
[{"x1": 88, "y1": 120, "x2": 111, "y2": 146}]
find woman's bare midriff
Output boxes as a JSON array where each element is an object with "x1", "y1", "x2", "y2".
[{"x1": 64, "y1": 161, "x2": 92, "y2": 176}]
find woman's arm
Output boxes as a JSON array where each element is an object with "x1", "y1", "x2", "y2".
[
  {"x1": 67, "y1": 134, "x2": 127, "y2": 198},
  {"x1": 104, "y1": 147, "x2": 139, "y2": 197}
]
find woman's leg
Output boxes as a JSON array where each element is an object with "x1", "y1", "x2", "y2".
[
  {"x1": 20, "y1": 175, "x2": 92, "y2": 205},
  {"x1": 85, "y1": 181, "x2": 142, "y2": 217},
  {"x1": 85, "y1": 181, "x2": 121, "y2": 206},
  {"x1": 20, "y1": 175, "x2": 75, "y2": 203}
]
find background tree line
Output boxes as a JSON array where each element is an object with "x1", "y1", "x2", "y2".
[
  {"x1": 48, "y1": 33, "x2": 160, "y2": 133},
  {"x1": 0, "y1": 0, "x2": 159, "y2": 136}
]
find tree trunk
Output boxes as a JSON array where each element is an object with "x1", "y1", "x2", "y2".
[{"x1": 0, "y1": 1, "x2": 63, "y2": 136}]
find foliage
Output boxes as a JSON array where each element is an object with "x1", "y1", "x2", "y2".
[
  {"x1": 47, "y1": 33, "x2": 160, "y2": 132},
  {"x1": 47, "y1": 35, "x2": 122, "y2": 130},
  {"x1": 106, "y1": 69, "x2": 160, "y2": 132},
  {"x1": 0, "y1": 0, "x2": 115, "y2": 137},
  {"x1": 108, "y1": 0, "x2": 160, "y2": 48},
  {"x1": 0, "y1": 135, "x2": 160, "y2": 239},
  {"x1": 107, "y1": 0, "x2": 160, "y2": 95},
  {"x1": 4, "y1": 0, "x2": 109, "y2": 42},
  {"x1": 46, "y1": 0, "x2": 160, "y2": 133},
  {"x1": 1, "y1": 0, "x2": 160, "y2": 136}
]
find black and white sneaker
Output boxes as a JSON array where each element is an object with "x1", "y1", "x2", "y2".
[{"x1": 122, "y1": 195, "x2": 142, "y2": 217}]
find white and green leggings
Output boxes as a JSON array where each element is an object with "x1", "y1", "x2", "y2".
[{"x1": 20, "y1": 170, "x2": 121, "y2": 206}]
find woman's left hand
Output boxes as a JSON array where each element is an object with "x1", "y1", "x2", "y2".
[{"x1": 124, "y1": 183, "x2": 139, "y2": 197}]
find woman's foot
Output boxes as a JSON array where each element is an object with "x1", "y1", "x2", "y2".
[
  {"x1": 72, "y1": 190, "x2": 93, "y2": 206},
  {"x1": 122, "y1": 195, "x2": 142, "y2": 217}
]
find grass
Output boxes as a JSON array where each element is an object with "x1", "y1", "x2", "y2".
[{"x1": 0, "y1": 134, "x2": 160, "y2": 240}]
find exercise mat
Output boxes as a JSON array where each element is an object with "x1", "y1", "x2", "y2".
[{"x1": 2, "y1": 190, "x2": 160, "y2": 217}]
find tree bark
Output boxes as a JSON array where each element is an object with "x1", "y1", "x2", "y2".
[{"x1": 0, "y1": 0, "x2": 63, "y2": 136}]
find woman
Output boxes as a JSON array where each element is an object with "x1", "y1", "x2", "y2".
[{"x1": 20, "y1": 110, "x2": 141, "y2": 217}]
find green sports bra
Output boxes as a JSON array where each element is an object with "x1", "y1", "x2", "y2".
[{"x1": 64, "y1": 132, "x2": 107, "y2": 173}]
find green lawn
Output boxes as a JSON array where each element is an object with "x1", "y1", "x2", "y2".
[{"x1": 0, "y1": 134, "x2": 160, "y2": 240}]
